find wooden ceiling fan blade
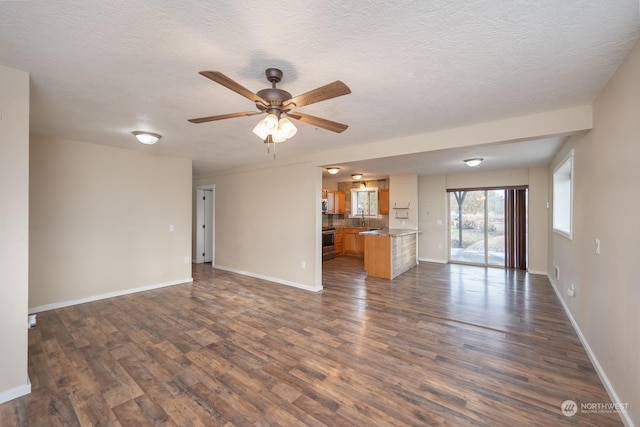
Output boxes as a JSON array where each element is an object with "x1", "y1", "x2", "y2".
[
  {"x1": 199, "y1": 71, "x2": 268, "y2": 106},
  {"x1": 284, "y1": 81, "x2": 351, "y2": 109},
  {"x1": 188, "y1": 111, "x2": 261, "y2": 124},
  {"x1": 287, "y1": 112, "x2": 348, "y2": 133}
]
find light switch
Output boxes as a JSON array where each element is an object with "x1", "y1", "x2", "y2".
[
  {"x1": 169, "y1": 224, "x2": 175, "y2": 232},
  {"x1": 437, "y1": 219, "x2": 443, "y2": 225}
]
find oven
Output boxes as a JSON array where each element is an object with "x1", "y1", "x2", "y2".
[{"x1": 322, "y1": 227, "x2": 336, "y2": 261}]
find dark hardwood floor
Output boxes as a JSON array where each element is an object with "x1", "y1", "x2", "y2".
[{"x1": 0, "y1": 258, "x2": 622, "y2": 426}]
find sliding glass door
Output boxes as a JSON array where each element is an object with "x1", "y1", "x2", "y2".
[{"x1": 449, "y1": 188, "x2": 525, "y2": 268}]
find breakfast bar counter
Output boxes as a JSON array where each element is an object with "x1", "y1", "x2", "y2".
[{"x1": 359, "y1": 229, "x2": 419, "y2": 279}]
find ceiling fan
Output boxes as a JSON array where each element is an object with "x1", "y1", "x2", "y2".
[{"x1": 188, "y1": 68, "x2": 351, "y2": 147}]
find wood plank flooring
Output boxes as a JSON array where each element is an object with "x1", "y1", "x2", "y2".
[{"x1": 0, "y1": 258, "x2": 623, "y2": 426}]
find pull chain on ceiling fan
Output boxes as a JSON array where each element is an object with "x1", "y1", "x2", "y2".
[{"x1": 188, "y1": 68, "x2": 351, "y2": 157}]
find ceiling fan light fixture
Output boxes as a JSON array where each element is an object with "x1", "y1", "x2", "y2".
[
  {"x1": 326, "y1": 167, "x2": 340, "y2": 175},
  {"x1": 351, "y1": 173, "x2": 363, "y2": 180},
  {"x1": 252, "y1": 122, "x2": 270, "y2": 140},
  {"x1": 278, "y1": 117, "x2": 297, "y2": 139},
  {"x1": 464, "y1": 158, "x2": 483, "y2": 167},
  {"x1": 263, "y1": 113, "x2": 279, "y2": 130},
  {"x1": 272, "y1": 129, "x2": 287, "y2": 143},
  {"x1": 132, "y1": 131, "x2": 161, "y2": 145}
]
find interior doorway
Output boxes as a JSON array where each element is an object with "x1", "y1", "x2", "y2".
[{"x1": 196, "y1": 186, "x2": 214, "y2": 264}]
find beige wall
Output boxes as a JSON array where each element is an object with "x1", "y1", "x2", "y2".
[
  {"x1": 193, "y1": 161, "x2": 322, "y2": 291},
  {"x1": 0, "y1": 65, "x2": 30, "y2": 402},
  {"x1": 389, "y1": 173, "x2": 418, "y2": 229},
  {"x1": 29, "y1": 137, "x2": 193, "y2": 311},
  {"x1": 417, "y1": 167, "x2": 548, "y2": 272},
  {"x1": 549, "y1": 41, "x2": 640, "y2": 425},
  {"x1": 527, "y1": 167, "x2": 548, "y2": 273},
  {"x1": 417, "y1": 174, "x2": 447, "y2": 262}
]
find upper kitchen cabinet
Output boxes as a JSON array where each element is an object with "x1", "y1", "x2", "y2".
[
  {"x1": 379, "y1": 189, "x2": 389, "y2": 215},
  {"x1": 324, "y1": 190, "x2": 346, "y2": 214}
]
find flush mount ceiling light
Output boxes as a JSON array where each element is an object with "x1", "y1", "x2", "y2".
[
  {"x1": 133, "y1": 131, "x2": 161, "y2": 145},
  {"x1": 351, "y1": 173, "x2": 363, "y2": 180},
  {"x1": 464, "y1": 158, "x2": 483, "y2": 167},
  {"x1": 326, "y1": 167, "x2": 340, "y2": 175},
  {"x1": 188, "y1": 68, "x2": 351, "y2": 158}
]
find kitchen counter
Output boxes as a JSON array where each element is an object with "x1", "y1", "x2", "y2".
[
  {"x1": 360, "y1": 229, "x2": 419, "y2": 279},
  {"x1": 358, "y1": 228, "x2": 419, "y2": 237}
]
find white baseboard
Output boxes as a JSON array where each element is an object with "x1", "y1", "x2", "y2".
[
  {"x1": 0, "y1": 378, "x2": 31, "y2": 405},
  {"x1": 527, "y1": 269, "x2": 547, "y2": 275},
  {"x1": 548, "y1": 275, "x2": 634, "y2": 427},
  {"x1": 28, "y1": 278, "x2": 193, "y2": 314},
  {"x1": 213, "y1": 264, "x2": 322, "y2": 293},
  {"x1": 418, "y1": 258, "x2": 448, "y2": 264}
]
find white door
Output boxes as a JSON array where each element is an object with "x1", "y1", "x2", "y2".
[
  {"x1": 196, "y1": 187, "x2": 215, "y2": 264},
  {"x1": 203, "y1": 189, "x2": 213, "y2": 262}
]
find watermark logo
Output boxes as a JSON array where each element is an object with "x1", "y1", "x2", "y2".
[
  {"x1": 561, "y1": 400, "x2": 578, "y2": 417},
  {"x1": 561, "y1": 399, "x2": 629, "y2": 416}
]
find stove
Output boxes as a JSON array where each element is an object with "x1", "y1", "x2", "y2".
[{"x1": 322, "y1": 227, "x2": 336, "y2": 261}]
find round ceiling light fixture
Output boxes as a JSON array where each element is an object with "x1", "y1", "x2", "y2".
[
  {"x1": 464, "y1": 158, "x2": 483, "y2": 167},
  {"x1": 351, "y1": 173, "x2": 363, "y2": 180},
  {"x1": 326, "y1": 167, "x2": 340, "y2": 175},
  {"x1": 133, "y1": 131, "x2": 161, "y2": 145}
]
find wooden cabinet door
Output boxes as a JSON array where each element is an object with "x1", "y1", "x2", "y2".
[
  {"x1": 334, "y1": 191, "x2": 345, "y2": 214},
  {"x1": 355, "y1": 232, "x2": 365, "y2": 256},
  {"x1": 379, "y1": 189, "x2": 389, "y2": 214},
  {"x1": 335, "y1": 228, "x2": 344, "y2": 255},
  {"x1": 343, "y1": 229, "x2": 364, "y2": 257},
  {"x1": 343, "y1": 229, "x2": 357, "y2": 255}
]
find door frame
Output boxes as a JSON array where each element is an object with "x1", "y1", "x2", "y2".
[
  {"x1": 195, "y1": 185, "x2": 215, "y2": 264},
  {"x1": 447, "y1": 189, "x2": 529, "y2": 269}
]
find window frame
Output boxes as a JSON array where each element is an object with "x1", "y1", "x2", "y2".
[
  {"x1": 552, "y1": 149, "x2": 574, "y2": 240},
  {"x1": 350, "y1": 187, "x2": 380, "y2": 218}
]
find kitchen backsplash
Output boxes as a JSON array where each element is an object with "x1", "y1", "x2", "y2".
[{"x1": 323, "y1": 215, "x2": 388, "y2": 229}]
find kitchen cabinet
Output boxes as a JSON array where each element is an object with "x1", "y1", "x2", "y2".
[
  {"x1": 343, "y1": 228, "x2": 364, "y2": 257},
  {"x1": 379, "y1": 189, "x2": 389, "y2": 215},
  {"x1": 325, "y1": 191, "x2": 345, "y2": 214},
  {"x1": 361, "y1": 229, "x2": 419, "y2": 279},
  {"x1": 335, "y1": 228, "x2": 344, "y2": 255}
]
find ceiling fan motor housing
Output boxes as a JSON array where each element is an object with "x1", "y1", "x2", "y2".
[{"x1": 256, "y1": 69, "x2": 292, "y2": 115}]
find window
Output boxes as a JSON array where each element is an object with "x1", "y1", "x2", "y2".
[
  {"x1": 553, "y1": 149, "x2": 573, "y2": 239},
  {"x1": 350, "y1": 187, "x2": 378, "y2": 217}
]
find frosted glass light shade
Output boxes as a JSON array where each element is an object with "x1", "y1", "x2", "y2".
[
  {"x1": 272, "y1": 129, "x2": 286, "y2": 143},
  {"x1": 464, "y1": 158, "x2": 483, "y2": 167},
  {"x1": 133, "y1": 131, "x2": 161, "y2": 145},
  {"x1": 252, "y1": 122, "x2": 270, "y2": 140},
  {"x1": 263, "y1": 114, "x2": 279, "y2": 130},
  {"x1": 278, "y1": 117, "x2": 297, "y2": 139}
]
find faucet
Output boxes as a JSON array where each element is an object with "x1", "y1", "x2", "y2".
[{"x1": 361, "y1": 210, "x2": 366, "y2": 227}]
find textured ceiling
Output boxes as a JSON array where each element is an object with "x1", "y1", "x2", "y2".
[{"x1": 1, "y1": 1, "x2": 638, "y2": 176}]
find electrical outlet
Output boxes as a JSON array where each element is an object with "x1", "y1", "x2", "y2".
[
  {"x1": 567, "y1": 283, "x2": 575, "y2": 297},
  {"x1": 301, "y1": 261, "x2": 306, "y2": 269},
  {"x1": 184, "y1": 256, "x2": 190, "y2": 264},
  {"x1": 554, "y1": 266, "x2": 560, "y2": 280},
  {"x1": 595, "y1": 238, "x2": 601, "y2": 254},
  {"x1": 169, "y1": 224, "x2": 175, "y2": 232}
]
